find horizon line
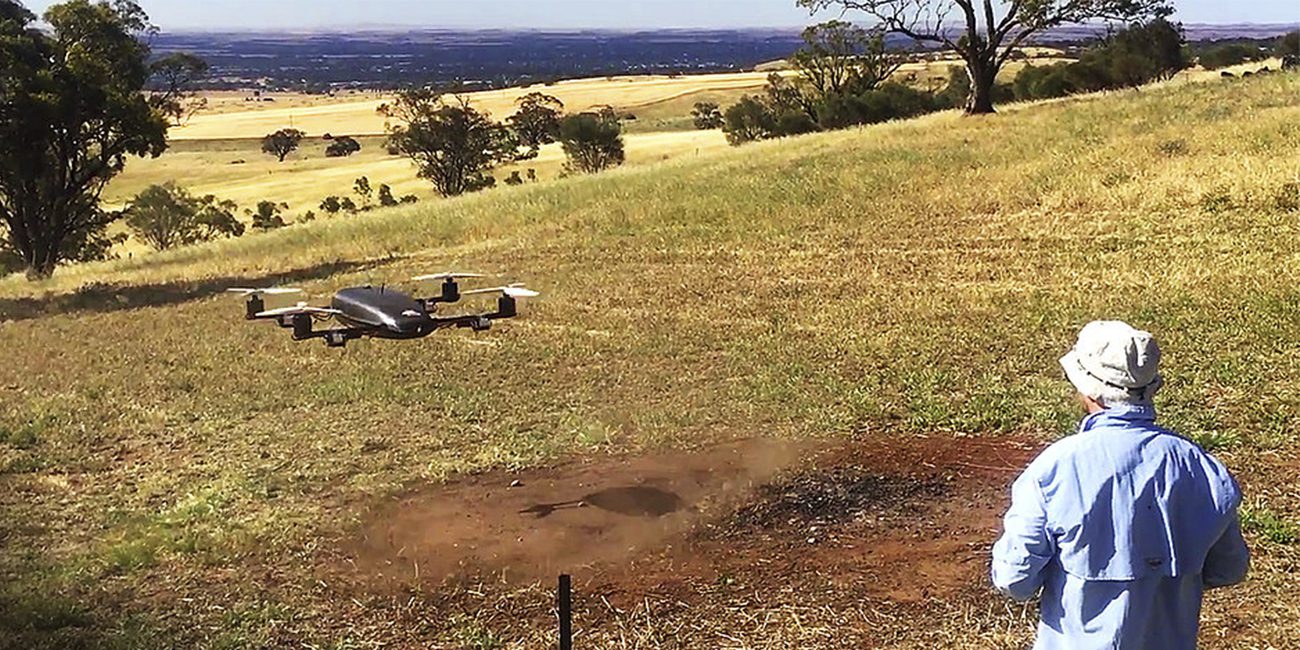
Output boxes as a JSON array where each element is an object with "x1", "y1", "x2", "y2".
[{"x1": 151, "y1": 21, "x2": 1300, "y2": 35}]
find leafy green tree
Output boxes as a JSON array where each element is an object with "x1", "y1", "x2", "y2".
[
  {"x1": 1198, "y1": 43, "x2": 1265, "y2": 70},
  {"x1": 248, "y1": 201, "x2": 287, "y2": 230},
  {"x1": 816, "y1": 82, "x2": 938, "y2": 129},
  {"x1": 763, "y1": 72, "x2": 819, "y2": 122},
  {"x1": 508, "y1": 92, "x2": 564, "y2": 154},
  {"x1": 1013, "y1": 62, "x2": 1075, "y2": 100},
  {"x1": 261, "y1": 128, "x2": 305, "y2": 162},
  {"x1": 691, "y1": 101, "x2": 725, "y2": 129},
  {"x1": 124, "y1": 183, "x2": 242, "y2": 250},
  {"x1": 1278, "y1": 30, "x2": 1299, "y2": 61},
  {"x1": 557, "y1": 109, "x2": 625, "y2": 174},
  {"x1": 790, "y1": 20, "x2": 901, "y2": 98},
  {"x1": 798, "y1": 0, "x2": 1171, "y2": 114},
  {"x1": 0, "y1": 0, "x2": 170, "y2": 278},
  {"x1": 325, "y1": 135, "x2": 361, "y2": 157},
  {"x1": 382, "y1": 90, "x2": 519, "y2": 197},
  {"x1": 722, "y1": 96, "x2": 779, "y2": 145},
  {"x1": 1084, "y1": 18, "x2": 1185, "y2": 87}
]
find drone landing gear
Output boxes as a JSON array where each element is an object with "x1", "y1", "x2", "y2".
[
  {"x1": 322, "y1": 329, "x2": 363, "y2": 348},
  {"x1": 245, "y1": 295, "x2": 264, "y2": 320}
]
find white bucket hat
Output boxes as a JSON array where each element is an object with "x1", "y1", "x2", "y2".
[{"x1": 1060, "y1": 320, "x2": 1163, "y2": 405}]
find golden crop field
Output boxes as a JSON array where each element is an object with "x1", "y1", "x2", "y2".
[
  {"x1": 169, "y1": 71, "x2": 789, "y2": 140},
  {"x1": 3, "y1": 67, "x2": 1298, "y2": 649}
]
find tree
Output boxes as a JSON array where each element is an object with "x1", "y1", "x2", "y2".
[
  {"x1": 1198, "y1": 43, "x2": 1265, "y2": 70},
  {"x1": 1085, "y1": 18, "x2": 1184, "y2": 87},
  {"x1": 1279, "y1": 30, "x2": 1300, "y2": 58},
  {"x1": 320, "y1": 196, "x2": 342, "y2": 214},
  {"x1": 148, "y1": 52, "x2": 209, "y2": 124},
  {"x1": 354, "y1": 176, "x2": 373, "y2": 208},
  {"x1": 691, "y1": 101, "x2": 725, "y2": 129},
  {"x1": 0, "y1": 0, "x2": 170, "y2": 278},
  {"x1": 508, "y1": 92, "x2": 564, "y2": 154},
  {"x1": 248, "y1": 201, "x2": 287, "y2": 230},
  {"x1": 790, "y1": 21, "x2": 901, "y2": 98},
  {"x1": 377, "y1": 184, "x2": 398, "y2": 206},
  {"x1": 722, "y1": 96, "x2": 779, "y2": 145},
  {"x1": 261, "y1": 128, "x2": 305, "y2": 162},
  {"x1": 124, "y1": 183, "x2": 242, "y2": 250},
  {"x1": 798, "y1": 0, "x2": 1171, "y2": 114},
  {"x1": 557, "y1": 109, "x2": 625, "y2": 174},
  {"x1": 325, "y1": 135, "x2": 361, "y2": 157},
  {"x1": 382, "y1": 90, "x2": 520, "y2": 197}
]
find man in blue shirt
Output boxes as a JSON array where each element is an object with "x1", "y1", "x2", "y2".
[{"x1": 992, "y1": 321, "x2": 1250, "y2": 649}]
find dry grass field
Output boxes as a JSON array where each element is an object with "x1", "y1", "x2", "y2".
[
  {"x1": 100, "y1": 57, "x2": 1072, "y2": 249},
  {"x1": 170, "y1": 71, "x2": 792, "y2": 141},
  {"x1": 2, "y1": 69, "x2": 1299, "y2": 650}
]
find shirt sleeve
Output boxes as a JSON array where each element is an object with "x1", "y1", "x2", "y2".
[
  {"x1": 1202, "y1": 513, "x2": 1250, "y2": 588},
  {"x1": 991, "y1": 469, "x2": 1056, "y2": 601}
]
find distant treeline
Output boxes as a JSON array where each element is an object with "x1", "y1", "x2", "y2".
[{"x1": 716, "y1": 21, "x2": 1299, "y2": 146}]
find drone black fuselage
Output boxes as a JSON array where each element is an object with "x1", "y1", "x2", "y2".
[{"x1": 330, "y1": 286, "x2": 434, "y2": 339}]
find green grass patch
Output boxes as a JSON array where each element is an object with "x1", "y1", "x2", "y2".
[{"x1": 1241, "y1": 503, "x2": 1299, "y2": 545}]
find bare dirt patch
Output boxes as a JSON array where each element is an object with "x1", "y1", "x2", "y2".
[
  {"x1": 315, "y1": 433, "x2": 1046, "y2": 647},
  {"x1": 343, "y1": 438, "x2": 819, "y2": 587},
  {"x1": 338, "y1": 433, "x2": 1039, "y2": 599}
]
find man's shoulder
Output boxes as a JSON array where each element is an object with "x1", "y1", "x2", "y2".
[{"x1": 1027, "y1": 422, "x2": 1199, "y2": 474}]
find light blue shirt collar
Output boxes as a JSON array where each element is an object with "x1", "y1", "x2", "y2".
[{"x1": 1078, "y1": 403, "x2": 1157, "y2": 434}]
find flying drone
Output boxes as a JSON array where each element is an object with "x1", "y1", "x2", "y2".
[{"x1": 228, "y1": 273, "x2": 538, "y2": 348}]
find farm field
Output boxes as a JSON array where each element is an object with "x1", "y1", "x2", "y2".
[{"x1": 2, "y1": 69, "x2": 1300, "y2": 650}]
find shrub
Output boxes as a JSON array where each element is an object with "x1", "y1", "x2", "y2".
[
  {"x1": 1198, "y1": 43, "x2": 1266, "y2": 70},
  {"x1": 248, "y1": 201, "x2": 288, "y2": 230},
  {"x1": 319, "y1": 196, "x2": 342, "y2": 214},
  {"x1": 722, "y1": 96, "x2": 778, "y2": 145},
  {"x1": 691, "y1": 101, "x2": 724, "y2": 130},
  {"x1": 558, "y1": 109, "x2": 625, "y2": 174},
  {"x1": 125, "y1": 183, "x2": 244, "y2": 250},
  {"x1": 377, "y1": 184, "x2": 398, "y2": 207},
  {"x1": 325, "y1": 135, "x2": 361, "y2": 157},
  {"x1": 1156, "y1": 139, "x2": 1189, "y2": 156}
]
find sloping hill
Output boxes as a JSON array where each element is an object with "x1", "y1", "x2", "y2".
[{"x1": 2, "y1": 74, "x2": 1298, "y2": 648}]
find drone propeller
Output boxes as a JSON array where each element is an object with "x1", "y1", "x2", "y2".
[
  {"x1": 411, "y1": 272, "x2": 485, "y2": 282},
  {"x1": 462, "y1": 284, "x2": 540, "y2": 298},
  {"x1": 227, "y1": 287, "x2": 302, "y2": 297},
  {"x1": 255, "y1": 302, "x2": 344, "y2": 318}
]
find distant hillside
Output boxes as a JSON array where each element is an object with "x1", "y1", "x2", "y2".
[{"x1": 154, "y1": 23, "x2": 1298, "y2": 91}]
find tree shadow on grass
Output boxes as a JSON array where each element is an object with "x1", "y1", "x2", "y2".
[{"x1": 0, "y1": 260, "x2": 376, "y2": 322}]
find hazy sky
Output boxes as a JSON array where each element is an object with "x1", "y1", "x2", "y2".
[{"x1": 18, "y1": 0, "x2": 1300, "y2": 30}]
